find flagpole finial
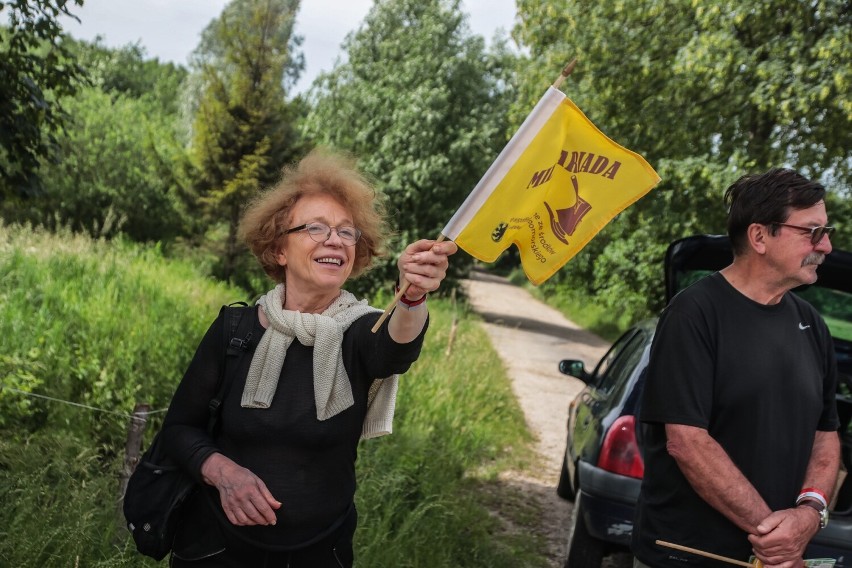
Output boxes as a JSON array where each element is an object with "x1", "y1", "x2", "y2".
[{"x1": 552, "y1": 58, "x2": 578, "y2": 90}]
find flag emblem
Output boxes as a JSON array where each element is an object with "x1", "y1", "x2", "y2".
[
  {"x1": 491, "y1": 222, "x2": 508, "y2": 243},
  {"x1": 545, "y1": 173, "x2": 593, "y2": 244}
]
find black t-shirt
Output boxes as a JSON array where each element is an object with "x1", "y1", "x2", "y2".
[
  {"x1": 162, "y1": 305, "x2": 427, "y2": 551},
  {"x1": 632, "y1": 273, "x2": 839, "y2": 568}
]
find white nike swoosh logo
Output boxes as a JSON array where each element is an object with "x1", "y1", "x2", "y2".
[{"x1": 799, "y1": 323, "x2": 811, "y2": 330}]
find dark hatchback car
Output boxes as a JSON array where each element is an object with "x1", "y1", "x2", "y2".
[{"x1": 557, "y1": 234, "x2": 852, "y2": 568}]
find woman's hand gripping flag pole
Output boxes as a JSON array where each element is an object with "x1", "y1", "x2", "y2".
[{"x1": 370, "y1": 235, "x2": 447, "y2": 333}]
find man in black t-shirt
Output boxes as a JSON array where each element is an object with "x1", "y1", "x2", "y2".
[{"x1": 632, "y1": 168, "x2": 841, "y2": 568}]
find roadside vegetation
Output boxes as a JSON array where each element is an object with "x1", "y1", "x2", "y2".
[
  {"x1": 1, "y1": 0, "x2": 850, "y2": 564},
  {"x1": 0, "y1": 224, "x2": 545, "y2": 567}
]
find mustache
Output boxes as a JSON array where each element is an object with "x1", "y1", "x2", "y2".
[{"x1": 802, "y1": 253, "x2": 825, "y2": 267}]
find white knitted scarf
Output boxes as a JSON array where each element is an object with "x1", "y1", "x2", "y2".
[{"x1": 241, "y1": 283, "x2": 399, "y2": 438}]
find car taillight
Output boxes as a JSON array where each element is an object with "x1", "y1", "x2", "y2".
[{"x1": 597, "y1": 415, "x2": 644, "y2": 479}]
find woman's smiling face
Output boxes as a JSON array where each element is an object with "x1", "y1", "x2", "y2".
[{"x1": 276, "y1": 193, "x2": 357, "y2": 298}]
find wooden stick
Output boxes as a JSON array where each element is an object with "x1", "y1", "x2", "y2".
[
  {"x1": 370, "y1": 234, "x2": 447, "y2": 333},
  {"x1": 656, "y1": 540, "x2": 755, "y2": 568},
  {"x1": 552, "y1": 57, "x2": 578, "y2": 89}
]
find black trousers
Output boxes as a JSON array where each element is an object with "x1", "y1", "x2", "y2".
[{"x1": 170, "y1": 507, "x2": 356, "y2": 568}]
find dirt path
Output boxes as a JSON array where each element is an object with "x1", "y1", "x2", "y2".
[{"x1": 462, "y1": 269, "x2": 611, "y2": 567}]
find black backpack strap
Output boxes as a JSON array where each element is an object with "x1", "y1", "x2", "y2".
[
  {"x1": 226, "y1": 303, "x2": 253, "y2": 355},
  {"x1": 206, "y1": 302, "x2": 253, "y2": 434}
]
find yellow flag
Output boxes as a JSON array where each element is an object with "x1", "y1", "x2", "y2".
[{"x1": 442, "y1": 87, "x2": 661, "y2": 285}]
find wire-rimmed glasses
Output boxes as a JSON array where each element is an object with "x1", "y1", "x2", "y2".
[{"x1": 283, "y1": 222, "x2": 362, "y2": 246}]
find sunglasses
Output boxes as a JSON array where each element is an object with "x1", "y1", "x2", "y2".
[{"x1": 773, "y1": 222, "x2": 835, "y2": 245}]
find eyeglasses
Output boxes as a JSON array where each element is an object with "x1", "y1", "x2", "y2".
[
  {"x1": 772, "y1": 222, "x2": 835, "y2": 245},
  {"x1": 283, "y1": 222, "x2": 362, "y2": 246}
]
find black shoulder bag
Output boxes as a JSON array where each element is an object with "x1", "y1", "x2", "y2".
[{"x1": 123, "y1": 304, "x2": 253, "y2": 560}]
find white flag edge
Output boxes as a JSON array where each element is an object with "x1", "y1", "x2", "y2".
[{"x1": 442, "y1": 86, "x2": 567, "y2": 240}]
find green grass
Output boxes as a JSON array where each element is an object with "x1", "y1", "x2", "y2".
[
  {"x1": 0, "y1": 223, "x2": 243, "y2": 438},
  {"x1": 0, "y1": 223, "x2": 549, "y2": 567},
  {"x1": 0, "y1": 223, "x2": 244, "y2": 567},
  {"x1": 355, "y1": 301, "x2": 544, "y2": 566}
]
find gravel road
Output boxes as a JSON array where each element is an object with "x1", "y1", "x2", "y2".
[{"x1": 462, "y1": 268, "x2": 613, "y2": 567}]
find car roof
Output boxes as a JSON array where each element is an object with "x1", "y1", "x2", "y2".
[{"x1": 664, "y1": 234, "x2": 852, "y2": 303}]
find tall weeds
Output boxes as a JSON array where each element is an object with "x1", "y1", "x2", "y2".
[{"x1": 355, "y1": 302, "x2": 540, "y2": 566}]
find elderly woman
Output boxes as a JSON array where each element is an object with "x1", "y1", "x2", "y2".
[{"x1": 161, "y1": 149, "x2": 457, "y2": 567}]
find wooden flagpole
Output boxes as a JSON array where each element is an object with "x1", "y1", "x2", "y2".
[
  {"x1": 370, "y1": 58, "x2": 578, "y2": 334},
  {"x1": 656, "y1": 540, "x2": 759, "y2": 568}
]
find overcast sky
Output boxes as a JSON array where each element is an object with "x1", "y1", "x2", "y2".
[{"x1": 59, "y1": 0, "x2": 517, "y2": 95}]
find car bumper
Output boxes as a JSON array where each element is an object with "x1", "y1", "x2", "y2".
[
  {"x1": 577, "y1": 461, "x2": 852, "y2": 565},
  {"x1": 577, "y1": 460, "x2": 642, "y2": 547},
  {"x1": 806, "y1": 518, "x2": 852, "y2": 568}
]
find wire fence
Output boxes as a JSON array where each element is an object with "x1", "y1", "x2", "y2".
[{"x1": 0, "y1": 383, "x2": 168, "y2": 421}]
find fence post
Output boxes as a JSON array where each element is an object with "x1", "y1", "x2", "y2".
[
  {"x1": 117, "y1": 403, "x2": 150, "y2": 531},
  {"x1": 445, "y1": 288, "x2": 458, "y2": 356}
]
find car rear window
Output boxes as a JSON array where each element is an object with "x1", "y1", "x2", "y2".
[{"x1": 594, "y1": 330, "x2": 646, "y2": 396}]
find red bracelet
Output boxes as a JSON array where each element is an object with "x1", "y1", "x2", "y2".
[
  {"x1": 395, "y1": 285, "x2": 427, "y2": 309},
  {"x1": 798, "y1": 487, "x2": 828, "y2": 508}
]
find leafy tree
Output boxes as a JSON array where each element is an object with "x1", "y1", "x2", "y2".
[
  {"x1": 514, "y1": 0, "x2": 851, "y2": 322},
  {"x1": 188, "y1": 0, "x2": 305, "y2": 287},
  {"x1": 515, "y1": 0, "x2": 850, "y2": 180},
  {"x1": 74, "y1": 38, "x2": 189, "y2": 117},
  {"x1": 0, "y1": 0, "x2": 86, "y2": 201},
  {"x1": 303, "y1": 0, "x2": 517, "y2": 295},
  {"x1": 28, "y1": 87, "x2": 188, "y2": 242},
  {"x1": 8, "y1": 40, "x2": 191, "y2": 243}
]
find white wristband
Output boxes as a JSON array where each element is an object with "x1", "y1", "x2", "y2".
[{"x1": 796, "y1": 491, "x2": 828, "y2": 509}]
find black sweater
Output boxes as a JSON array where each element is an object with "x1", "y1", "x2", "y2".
[{"x1": 162, "y1": 305, "x2": 427, "y2": 550}]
